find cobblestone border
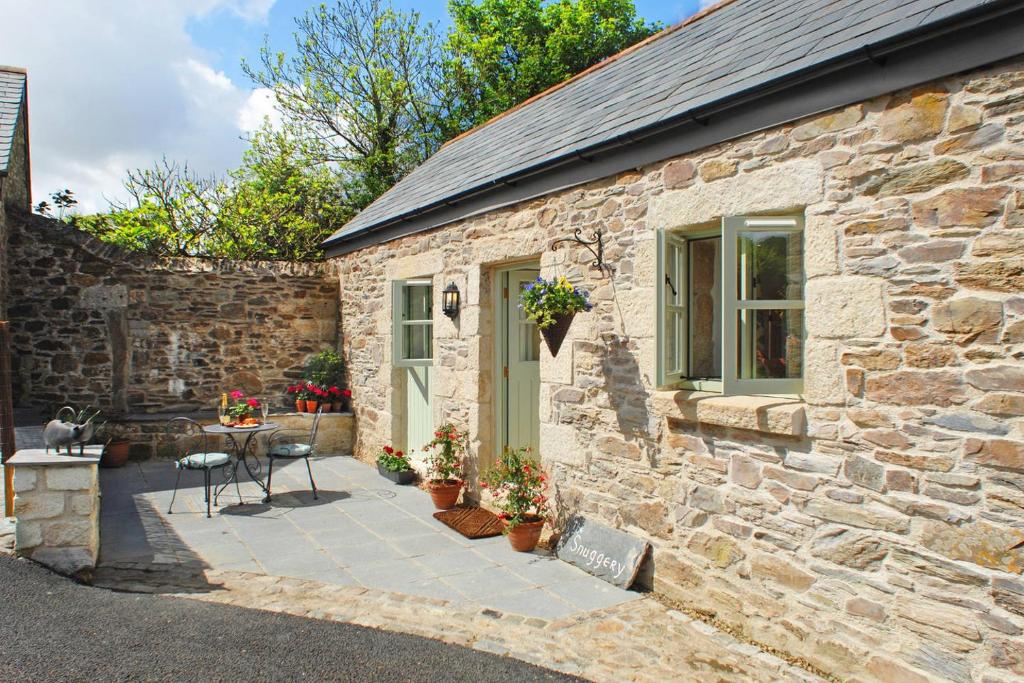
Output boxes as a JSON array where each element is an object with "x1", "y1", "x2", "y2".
[{"x1": 91, "y1": 562, "x2": 824, "y2": 682}]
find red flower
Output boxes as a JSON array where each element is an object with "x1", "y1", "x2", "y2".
[
  {"x1": 342, "y1": 389, "x2": 352, "y2": 398},
  {"x1": 383, "y1": 445, "x2": 393, "y2": 455},
  {"x1": 230, "y1": 389, "x2": 244, "y2": 400},
  {"x1": 479, "y1": 481, "x2": 488, "y2": 489},
  {"x1": 523, "y1": 465, "x2": 532, "y2": 475},
  {"x1": 247, "y1": 398, "x2": 260, "y2": 408},
  {"x1": 396, "y1": 450, "x2": 404, "y2": 457}
]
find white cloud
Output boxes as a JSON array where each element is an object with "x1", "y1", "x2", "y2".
[
  {"x1": 0, "y1": 0, "x2": 277, "y2": 213},
  {"x1": 237, "y1": 87, "x2": 283, "y2": 134}
]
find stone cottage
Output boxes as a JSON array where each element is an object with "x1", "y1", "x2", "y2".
[
  {"x1": 324, "y1": 1, "x2": 1024, "y2": 680},
  {"x1": 0, "y1": 65, "x2": 30, "y2": 317}
]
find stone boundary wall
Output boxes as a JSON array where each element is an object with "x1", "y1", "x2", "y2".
[
  {"x1": 6, "y1": 211, "x2": 339, "y2": 417},
  {"x1": 11, "y1": 450, "x2": 100, "y2": 576},
  {"x1": 105, "y1": 411, "x2": 354, "y2": 461},
  {"x1": 335, "y1": 57, "x2": 1024, "y2": 682}
]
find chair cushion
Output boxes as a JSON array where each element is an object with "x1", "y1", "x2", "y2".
[
  {"x1": 179, "y1": 452, "x2": 231, "y2": 468},
  {"x1": 270, "y1": 443, "x2": 311, "y2": 458}
]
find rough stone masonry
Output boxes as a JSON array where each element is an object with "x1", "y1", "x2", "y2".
[
  {"x1": 335, "y1": 56, "x2": 1024, "y2": 682},
  {"x1": 5, "y1": 211, "x2": 339, "y2": 417}
]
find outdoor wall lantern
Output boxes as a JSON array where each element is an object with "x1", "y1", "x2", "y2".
[{"x1": 442, "y1": 282, "x2": 461, "y2": 319}]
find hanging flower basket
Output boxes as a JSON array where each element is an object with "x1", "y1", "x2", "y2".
[
  {"x1": 541, "y1": 312, "x2": 575, "y2": 357},
  {"x1": 520, "y1": 275, "x2": 592, "y2": 358}
]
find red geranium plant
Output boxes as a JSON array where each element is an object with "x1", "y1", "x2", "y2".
[
  {"x1": 423, "y1": 423, "x2": 466, "y2": 484},
  {"x1": 480, "y1": 447, "x2": 549, "y2": 531},
  {"x1": 377, "y1": 445, "x2": 412, "y2": 473}
]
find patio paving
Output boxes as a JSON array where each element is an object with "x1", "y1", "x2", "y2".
[{"x1": 99, "y1": 454, "x2": 640, "y2": 620}]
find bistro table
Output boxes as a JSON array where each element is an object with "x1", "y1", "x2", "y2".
[{"x1": 205, "y1": 421, "x2": 279, "y2": 503}]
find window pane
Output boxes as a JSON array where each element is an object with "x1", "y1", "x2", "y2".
[
  {"x1": 689, "y1": 237, "x2": 721, "y2": 379},
  {"x1": 737, "y1": 231, "x2": 803, "y2": 301},
  {"x1": 737, "y1": 309, "x2": 802, "y2": 379},
  {"x1": 403, "y1": 323, "x2": 432, "y2": 360},
  {"x1": 403, "y1": 284, "x2": 432, "y2": 322}
]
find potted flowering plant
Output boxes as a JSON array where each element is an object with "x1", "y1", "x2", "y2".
[
  {"x1": 423, "y1": 423, "x2": 466, "y2": 509},
  {"x1": 304, "y1": 382, "x2": 324, "y2": 412},
  {"x1": 328, "y1": 387, "x2": 352, "y2": 412},
  {"x1": 519, "y1": 275, "x2": 593, "y2": 357},
  {"x1": 480, "y1": 446, "x2": 549, "y2": 552},
  {"x1": 376, "y1": 445, "x2": 416, "y2": 485},
  {"x1": 226, "y1": 390, "x2": 262, "y2": 424},
  {"x1": 286, "y1": 384, "x2": 305, "y2": 413}
]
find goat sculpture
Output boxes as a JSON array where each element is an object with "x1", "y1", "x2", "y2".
[{"x1": 43, "y1": 406, "x2": 101, "y2": 456}]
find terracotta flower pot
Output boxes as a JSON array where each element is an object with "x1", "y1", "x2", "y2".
[
  {"x1": 541, "y1": 312, "x2": 575, "y2": 357},
  {"x1": 331, "y1": 401, "x2": 342, "y2": 412},
  {"x1": 506, "y1": 516, "x2": 545, "y2": 552},
  {"x1": 306, "y1": 400, "x2": 319, "y2": 413},
  {"x1": 295, "y1": 399, "x2": 306, "y2": 413},
  {"x1": 100, "y1": 440, "x2": 131, "y2": 468},
  {"x1": 428, "y1": 480, "x2": 462, "y2": 509}
]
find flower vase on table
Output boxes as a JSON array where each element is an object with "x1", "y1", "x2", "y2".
[{"x1": 224, "y1": 390, "x2": 263, "y2": 426}]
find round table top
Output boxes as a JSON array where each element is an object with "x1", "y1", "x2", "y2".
[{"x1": 203, "y1": 421, "x2": 280, "y2": 435}]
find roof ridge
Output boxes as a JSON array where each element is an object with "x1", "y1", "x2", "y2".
[{"x1": 438, "y1": 0, "x2": 740, "y2": 150}]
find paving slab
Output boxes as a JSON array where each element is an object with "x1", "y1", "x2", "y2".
[{"x1": 99, "y1": 455, "x2": 642, "y2": 620}]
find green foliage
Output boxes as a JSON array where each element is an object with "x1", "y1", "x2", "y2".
[
  {"x1": 68, "y1": 126, "x2": 351, "y2": 261},
  {"x1": 303, "y1": 349, "x2": 345, "y2": 389},
  {"x1": 445, "y1": 0, "x2": 661, "y2": 125},
  {"x1": 519, "y1": 275, "x2": 593, "y2": 329},
  {"x1": 480, "y1": 446, "x2": 548, "y2": 529},
  {"x1": 244, "y1": 0, "x2": 459, "y2": 205}
]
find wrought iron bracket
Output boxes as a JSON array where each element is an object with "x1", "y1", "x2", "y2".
[{"x1": 551, "y1": 228, "x2": 605, "y2": 270}]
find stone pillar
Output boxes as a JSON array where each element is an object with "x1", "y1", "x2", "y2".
[{"x1": 9, "y1": 449, "x2": 100, "y2": 576}]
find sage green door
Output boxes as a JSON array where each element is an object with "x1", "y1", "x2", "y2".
[
  {"x1": 501, "y1": 269, "x2": 541, "y2": 455},
  {"x1": 393, "y1": 280, "x2": 434, "y2": 452},
  {"x1": 406, "y1": 365, "x2": 433, "y2": 452}
]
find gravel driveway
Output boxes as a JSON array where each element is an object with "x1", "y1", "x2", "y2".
[{"x1": 0, "y1": 555, "x2": 576, "y2": 682}]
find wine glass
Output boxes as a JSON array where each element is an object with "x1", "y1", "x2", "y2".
[{"x1": 260, "y1": 399, "x2": 270, "y2": 424}]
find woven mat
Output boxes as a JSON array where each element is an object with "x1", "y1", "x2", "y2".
[{"x1": 433, "y1": 506, "x2": 504, "y2": 539}]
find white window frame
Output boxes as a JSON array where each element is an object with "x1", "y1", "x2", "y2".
[
  {"x1": 392, "y1": 279, "x2": 433, "y2": 367},
  {"x1": 657, "y1": 215, "x2": 805, "y2": 395}
]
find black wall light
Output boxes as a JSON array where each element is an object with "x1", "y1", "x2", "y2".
[{"x1": 442, "y1": 281, "x2": 460, "y2": 319}]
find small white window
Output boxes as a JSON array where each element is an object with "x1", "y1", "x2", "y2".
[
  {"x1": 657, "y1": 215, "x2": 804, "y2": 394},
  {"x1": 392, "y1": 279, "x2": 433, "y2": 366}
]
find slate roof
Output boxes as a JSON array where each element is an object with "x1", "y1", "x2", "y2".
[
  {"x1": 0, "y1": 67, "x2": 27, "y2": 175},
  {"x1": 326, "y1": 0, "x2": 1000, "y2": 247}
]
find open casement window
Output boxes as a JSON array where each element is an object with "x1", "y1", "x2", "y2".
[
  {"x1": 657, "y1": 215, "x2": 804, "y2": 395},
  {"x1": 392, "y1": 279, "x2": 433, "y2": 367}
]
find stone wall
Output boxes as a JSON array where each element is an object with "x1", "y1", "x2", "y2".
[
  {"x1": 334, "y1": 57, "x2": 1024, "y2": 682},
  {"x1": 6, "y1": 211, "x2": 339, "y2": 417},
  {"x1": 11, "y1": 450, "x2": 100, "y2": 576}
]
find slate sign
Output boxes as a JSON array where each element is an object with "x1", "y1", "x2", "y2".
[{"x1": 555, "y1": 515, "x2": 651, "y2": 589}]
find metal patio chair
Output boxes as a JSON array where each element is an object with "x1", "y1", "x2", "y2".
[
  {"x1": 165, "y1": 417, "x2": 233, "y2": 518},
  {"x1": 265, "y1": 408, "x2": 322, "y2": 503}
]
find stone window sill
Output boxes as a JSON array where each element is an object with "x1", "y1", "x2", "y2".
[{"x1": 651, "y1": 390, "x2": 806, "y2": 437}]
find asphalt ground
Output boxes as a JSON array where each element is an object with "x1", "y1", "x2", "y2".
[{"x1": 0, "y1": 555, "x2": 578, "y2": 682}]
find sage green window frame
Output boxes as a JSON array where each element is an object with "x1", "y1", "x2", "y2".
[
  {"x1": 657, "y1": 215, "x2": 805, "y2": 395},
  {"x1": 392, "y1": 279, "x2": 434, "y2": 367},
  {"x1": 656, "y1": 228, "x2": 723, "y2": 392}
]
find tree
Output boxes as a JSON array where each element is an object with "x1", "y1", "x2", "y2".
[
  {"x1": 213, "y1": 123, "x2": 355, "y2": 260},
  {"x1": 445, "y1": 0, "x2": 661, "y2": 125},
  {"x1": 67, "y1": 126, "x2": 351, "y2": 261},
  {"x1": 243, "y1": 0, "x2": 456, "y2": 206}
]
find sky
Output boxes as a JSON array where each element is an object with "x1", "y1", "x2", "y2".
[{"x1": 0, "y1": 0, "x2": 706, "y2": 213}]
